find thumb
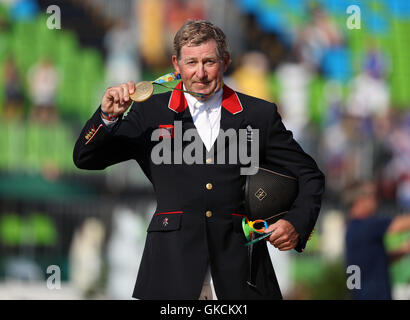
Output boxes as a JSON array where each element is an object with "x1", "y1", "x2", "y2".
[{"x1": 264, "y1": 223, "x2": 276, "y2": 233}]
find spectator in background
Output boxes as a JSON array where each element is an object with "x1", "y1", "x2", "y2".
[
  {"x1": 164, "y1": 0, "x2": 206, "y2": 55},
  {"x1": 370, "y1": 110, "x2": 394, "y2": 190},
  {"x1": 274, "y1": 52, "x2": 312, "y2": 143},
  {"x1": 106, "y1": 207, "x2": 146, "y2": 299},
  {"x1": 27, "y1": 58, "x2": 59, "y2": 124},
  {"x1": 346, "y1": 44, "x2": 390, "y2": 119},
  {"x1": 104, "y1": 21, "x2": 141, "y2": 87},
  {"x1": 69, "y1": 217, "x2": 105, "y2": 298},
  {"x1": 3, "y1": 57, "x2": 24, "y2": 120},
  {"x1": 229, "y1": 51, "x2": 272, "y2": 102},
  {"x1": 294, "y1": 3, "x2": 343, "y2": 71},
  {"x1": 321, "y1": 112, "x2": 375, "y2": 198},
  {"x1": 383, "y1": 112, "x2": 410, "y2": 209},
  {"x1": 344, "y1": 180, "x2": 410, "y2": 300}
]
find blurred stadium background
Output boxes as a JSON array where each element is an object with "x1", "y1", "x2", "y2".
[{"x1": 1, "y1": 0, "x2": 410, "y2": 299}]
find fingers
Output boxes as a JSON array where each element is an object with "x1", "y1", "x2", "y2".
[
  {"x1": 111, "y1": 84, "x2": 127, "y2": 105},
  {"x1": 107, "y1": 82, "x2": 135, "y2": 102},
  {"x1": 269, "y1": 234, "x2": 294, "y2": 251},
  {"x1": 102, "y1": 81, "x2": 135, "y2": 114},
  {"x1": 107, "y1": 88, "x2": 121, "y2": 104},
  {"x1": 264, "y1": 224, "x2": 275, "y2": 234},
  {"x1": 265, "y1": 219, "x2": 299, "y2": 251},
  {"x1": 276, "y1": 242, "x2": 296, "y2": 251},
  {"x1": 267, "y1": 231, "x2": 290, "y2": 248},
  {"x1": 265, "y1": 223, "x2": 279, "y2": 242},
  {"x1": 127, "y1": 80, "x2": 135, "y2": 94}
]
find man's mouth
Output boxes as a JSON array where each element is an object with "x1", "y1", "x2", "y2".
[{"x1": 194, "y1": 81, "x2": 210, "y2": 86}]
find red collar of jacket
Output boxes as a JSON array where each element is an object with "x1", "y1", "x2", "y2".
[{"x1": 167, "y1": 81, "x2": 243, "y2": 115}]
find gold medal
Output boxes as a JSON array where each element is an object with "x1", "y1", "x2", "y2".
[{"x1": 130, "y1": 81, "x2": 154, "y2": 102}]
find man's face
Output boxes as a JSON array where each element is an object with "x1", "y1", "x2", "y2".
[{"x1": 172, "y1": 40, "x2": 230, "y2": 100}]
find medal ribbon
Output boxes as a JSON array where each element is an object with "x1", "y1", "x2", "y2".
[{"x1": 152, "y1": 72, "x2": 215, "y2": 99}]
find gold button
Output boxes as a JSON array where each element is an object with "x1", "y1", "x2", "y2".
[
  {"x1": 206, "y1": 183, "x2": 213, "y2": 190},
  {"x1": 206, "y1": 210, "x2": 212, "y2": 218},
  {"x1": 206, "y1": 158, "x2": 212, "y2": 164}
]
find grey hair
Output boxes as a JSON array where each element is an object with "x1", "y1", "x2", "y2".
[{"x1": 173, "y1": 20, "x2": 230, "y2": 61}]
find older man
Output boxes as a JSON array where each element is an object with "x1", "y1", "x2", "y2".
[{"x1": 73, "y1": 20, "x2": 325, "y2": 300}]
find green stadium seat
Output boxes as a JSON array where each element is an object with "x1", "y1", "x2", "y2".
[
  {"x1": 25, "y1": 123, "x2": 45, "y2": 172},
  {"x1": 0, "y1": 122, "x2": 8, "y2": 168},
  {"x1": 308, "y1": 77, "x2": 326, "y2": 125},
  {"x1": 0, "y1": 30, "x2": 10, "y2": 62},
  {"x1": 0, "y1": 213, "x2": 22, "y2": 246},
  {"x1": 391, "y1": 256, "x2": 410, "y2": 284},
  {"x1": 292, "y1": 255, "x2": 326, "y2": 284},
  {"x1": 27, "y1": 213, "x2": 57, "y2": 246},
  {"x1": 2, "y1": 121, "x2": 25, "y2": 171}
]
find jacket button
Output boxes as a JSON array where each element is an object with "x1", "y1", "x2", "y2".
[
  {"x1": 206, "y1": 183, "x2": 213, "y2": 190},
  {"x1": 206, "y1": 210, "x2": 212, "y2": 218}
]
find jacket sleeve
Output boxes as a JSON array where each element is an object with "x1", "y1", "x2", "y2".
[
  {"x1": 264, "y1": 103, "x2": 325, "y2": 252},
  {"x1": 73, "y1": 103, "x2": 147, "y2": 170}
]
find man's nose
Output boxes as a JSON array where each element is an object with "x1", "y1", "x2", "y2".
[{"x1": 196, "y1": 63, "x2": 206, "y2": 79}]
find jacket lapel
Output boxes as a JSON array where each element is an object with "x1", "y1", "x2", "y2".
[{"x1": 215, "y1": 86, "x2": 245, "y2": 156}]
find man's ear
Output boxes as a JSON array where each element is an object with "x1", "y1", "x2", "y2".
[
  {"x1": 223, "y1": 53, "x2": 231, "y2": 72},
  {"x1": 172, "y1": 55, "x2": 180, "y2": 74}
]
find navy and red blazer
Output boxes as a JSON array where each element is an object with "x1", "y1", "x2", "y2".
[{"x1": 73, "y1": 82, "x2": 325, "y2": 300}]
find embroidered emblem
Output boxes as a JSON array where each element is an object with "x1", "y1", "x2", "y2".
[
  {"x1": 255, "y1": 188, "x2": 267, "y2": 201},
  {"x1": 162, "y1": 217, "x2": 169, "y2": 227},
  {"x1": 85, "y1": 126, "x2": 96, "y2": 140},
  {"x1": 85, "y1": 124, "x2": 103, "y2": 145}
]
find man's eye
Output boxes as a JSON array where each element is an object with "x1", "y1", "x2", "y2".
[{"x1": 205, "y1": 60, "x2": 216, "y2": 65}]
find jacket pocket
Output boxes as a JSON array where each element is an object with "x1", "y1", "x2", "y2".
[{"x1": 147, "y1": 211, "x2": 183, "y2": 232}]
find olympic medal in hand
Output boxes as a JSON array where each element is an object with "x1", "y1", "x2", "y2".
[{"x1": 130, "y1": 81, "x2": 154, "y2": 102}]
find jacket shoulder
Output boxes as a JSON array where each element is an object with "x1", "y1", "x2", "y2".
[{"x1": 235, "y1": 91, "x2": 278, "y2": 116}]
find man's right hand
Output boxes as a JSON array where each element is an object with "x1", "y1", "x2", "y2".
[{"x1": 101, "y1": 80, "x2": 135, "y2": 116}]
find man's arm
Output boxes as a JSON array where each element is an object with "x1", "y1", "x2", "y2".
[
  {"x1": 385, "y1": 214, "x2": 410, "y2": 263},
  {"x1": 387, "y1": 214, "x2": 410, "y2": 234},
  {"x1": 73, "y1": 81, "x2": 144, "y2": 170},
  {"x1": 263, "y1": 103, "x2": 325, "y2": 252},
  {"x1": 388, "y1": 241, "x2": 410, "y2": 263}
]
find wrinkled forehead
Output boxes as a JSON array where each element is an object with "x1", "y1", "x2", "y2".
[{"x1": 179, "y1": 39, "x2": 220, "y2": 60}]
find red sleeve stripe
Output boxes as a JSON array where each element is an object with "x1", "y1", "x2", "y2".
[
  {"x1": 154, "y1": 211, "x2": 183, "y2": 216},
  {"x1": 232, "y1": 213, "x2": 247, "y2": 218}
]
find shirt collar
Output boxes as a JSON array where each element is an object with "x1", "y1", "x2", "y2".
[
  {"x1": 183, "y1": 84, "x2": 222, "y2": 113},
  {"x1": 168, "y1": 81, "x2": 243, "y2": 115}
]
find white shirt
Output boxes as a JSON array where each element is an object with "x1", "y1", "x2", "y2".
[{"x1": 184, "y1": 85, "x2": 222, "y2": 152}]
